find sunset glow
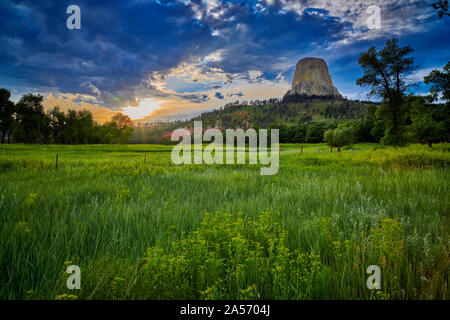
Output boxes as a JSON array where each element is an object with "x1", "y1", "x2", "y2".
[{"x1": 121, "y1": 98, "x2": 163, "y2": 120}]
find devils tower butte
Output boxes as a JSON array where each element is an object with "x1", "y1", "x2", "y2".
[{"x1": 287, "y1": 57, "x2": 341, "y2": 98}]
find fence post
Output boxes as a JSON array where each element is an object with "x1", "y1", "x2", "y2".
[
  {"x1": 56, "y1": 154, "x2": 58, "y2": 169},
  {"x1": 300, "y1": 145, "x2": 303, "y2": 155}
]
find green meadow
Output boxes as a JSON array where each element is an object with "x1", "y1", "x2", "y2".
[{"x1": 0, "y1": 143, "x2": 448, "y2": 299}]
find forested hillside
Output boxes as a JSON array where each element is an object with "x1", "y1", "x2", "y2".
[{"x1": 192, "y1": 97, "x2": 377, "y2": 129}]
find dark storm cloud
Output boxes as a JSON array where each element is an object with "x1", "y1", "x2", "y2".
[{"x1": 0, "y1": 0, "x2": 216, "y2": 108}]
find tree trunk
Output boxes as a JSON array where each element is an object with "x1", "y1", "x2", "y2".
[{"x1": 338, "y1": 147, "x2": 341, "y2": 152}]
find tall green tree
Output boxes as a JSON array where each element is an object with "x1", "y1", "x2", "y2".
[
  {"x1": 0, "y1": 89, "x2": 16, "y2": 143},
  {"x1": 48, "y1": 106, "x2": 67, "y2": 144},
  {"x1": 407, "y1": 95, "x2": 447, "y2": 147},
  {"x1": 15, "y1": 94, "x2": 49, "y2": 144},
  {"x1": 64, "y1": 109, "x2": 95, "y2": 144},
  {"x1": 356, "y1": 38, "x2": 416, "y2": 145},
  {"x1": 359, "y1": 104, "x2": 381, "y2": 142},
  {"x1": 424, "y1": 61, "x2": 450, "y2": 102}
]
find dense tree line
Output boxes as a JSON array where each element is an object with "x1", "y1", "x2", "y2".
[{"x1": 0, "y1": 91, "x2": 133, "y2": 144}]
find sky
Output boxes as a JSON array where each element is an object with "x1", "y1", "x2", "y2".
[{"x1": 1, "y1": 0, "x2": 449, "y2": 123}]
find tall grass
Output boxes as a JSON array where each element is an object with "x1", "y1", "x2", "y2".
[{"x1": 0, "y1": 143, "x2": 448, "y2": 299}]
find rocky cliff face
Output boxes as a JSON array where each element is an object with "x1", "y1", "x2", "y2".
[{"x1": 286, "y1": 57, "x2": 341, "y2": 98}]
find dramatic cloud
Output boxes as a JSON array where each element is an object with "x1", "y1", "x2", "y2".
[{"x1": 1, "y1": 0, "x2": 448, "y2": 121}]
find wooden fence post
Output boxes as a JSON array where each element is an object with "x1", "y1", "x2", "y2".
[{"x1": 55, "y1": 154, "x2": 58, "y2": 169}]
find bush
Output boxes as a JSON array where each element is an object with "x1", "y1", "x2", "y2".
[{"x1": 324, "y1": 126, "x2": 355, "y2": 151}]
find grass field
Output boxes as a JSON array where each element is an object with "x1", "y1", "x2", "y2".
[{"x1": 0, "y1": 143, "x2": 449, "y2": 299}]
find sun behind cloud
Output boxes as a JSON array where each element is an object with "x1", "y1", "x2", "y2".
[{"x1": 121, "y1": 98, "x2": 164, "y2": 120}]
